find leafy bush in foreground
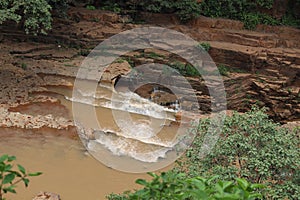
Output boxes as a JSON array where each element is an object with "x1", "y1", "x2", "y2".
[
  {"x1": 107, "y1": 171, "x2": 264, "y2": 200},
  {"x1": 0, "y1": 154, "x2": 42, "y2": 200},
  {"x1": 180, "y1": 107, "x2": 300, "y2": 199}
]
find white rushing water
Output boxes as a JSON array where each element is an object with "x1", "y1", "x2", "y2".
[{"x1": 69, "y1": 83, "x2": 181, "y2": 164}]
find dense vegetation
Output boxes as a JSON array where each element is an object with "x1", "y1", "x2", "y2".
[
  {"x1": 0, "y1": 0, "x2": 52, "y2": 34},
  {"x1": 107, "y1": 172, "x2": 264, "y2": 200},
  {"x1": 1, "y1": 0, "x2": 300, "y2": 34},
  {"x1": 199, "y1": 0, "x2": 300, "y2": 29},
  {"x1": 108, "y1": 108, "x2": 300, "y2": 199},
  {"x1": 181, "y1": 107, "x2": 300, "y2": 199},
  {"x1": 91, "y1": 0, "x2": 300, "y2": 29}
]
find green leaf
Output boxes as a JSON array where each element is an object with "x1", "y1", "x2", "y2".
[
  {"x1": 135, "y1": 179, "x2": 148, "y2": 186},
  {"x1": 191, "y1": 189, "x2": 209, "y2": 199},
  {"x1": 3, "y1": 173, "x2": 15, "y2": 184},
  {"x1": 147, "y1": 172, "x2": 156, "y2": 178},
  {"x1": 0, "y1": 163, "x2": 5, "y2": 171},
  {"x1": 190, "y1": 179, "x2": 206, "y2": 190},
  {"x1": 17, "y1": 164, "x2": 26, "y2": 175},
  {"x1": 250, "y1": 183, "x2": 265, "y2": 189},
  {"x1": 22, "y1": 178, "x2": 30, "y2": 187},
  {"x1": 4, "y1": 164, "x2": 12, "y2": 171},
  {"x1": 3, "y1": 185, "x2": 16, "y2": 194},
  {"x1": 248, "y1": 193, "x2": 263, "y2": 199},
  {"x1": 7, "y1": 155, "x2": 16, "y2": 162},
  {"x1": 0, "y1": 154, "x2": 8, "y2": 162},
  {"x1": 236, "y1": 178, "x2": 249, "y2": 190},
  {"x1": 220, "y1": 180, "x2": 234, "y2": 190},
  {"x1": 28, "y1": 172, "x2": 42, "y2": 176}
]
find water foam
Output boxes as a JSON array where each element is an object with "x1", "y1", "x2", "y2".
[
  {"x1": 89, "y1": 132, "x2": 173, "y2": 162},
  {"x1": 71, "y1": 84, "x2": 179, "y2": 162}
]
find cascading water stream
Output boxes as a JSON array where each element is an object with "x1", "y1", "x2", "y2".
[{"x1": 59, "y1": 82, "x2": 183, "y2": 164}]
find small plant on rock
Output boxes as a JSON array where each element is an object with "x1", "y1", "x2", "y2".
[
  {"x1": 86, "y1": 5, "x2": 96, "y2": 10},
  {"x1": 197, "y1": 42, "x2": 211, "y2": 52},
  {"x1": 217, "y1": 64, "x2": 230, "y2": 76}
]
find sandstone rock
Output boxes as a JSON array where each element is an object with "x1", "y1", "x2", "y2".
[
  {"x1": 144, "y1": 48, "x2": 171, "y2": 58},
  {"x1": 33, "y1": 191, "x2": 61, "y2": 200},
  {"x1": 101, "y1": 61, "x2": 132, "y2": 83},
  {"x1": 0, "y1": 107, "x2": 73, "y2": 130},
  {"x1": 42, "y1": 76, "x2": 73, "y2": 87},
  {"x1": 189, "y1": 16, "x2": 244, "y2": 30}
]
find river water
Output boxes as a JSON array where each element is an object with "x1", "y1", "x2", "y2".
[
  {"x1": 0, "y1": 128, "x2": 160, "y2": 200},
  {"x1": 47, "y1": 80, "x2": 190, "y2": 172},
  {"x1": 0, "y1": 79, "x2": 184, "y2": 199}
]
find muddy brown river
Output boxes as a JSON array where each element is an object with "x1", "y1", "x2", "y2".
[
  {"x1": 0, "y1": 128, "x2": 173, "y2": 200},
  {"x1": 0, "y1": 79, "x2": 182, "y2": 199}
]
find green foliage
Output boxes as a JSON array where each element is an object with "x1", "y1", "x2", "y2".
[
  {"x1": 0, "y1": 0, "x2": 52, "y2": 34},
  {"x1": 241, "y1": 13, "x2": 261, "y2": 30},
  {"x1": 281, "y1": 1, "x2": 300, "y2": 28},
  {"x1": 78, "y1": 49, "x2": 90, "y2": 56},
  {"x1": 0, "y1": 0, "x2": 53, "y2": 34},
  {"x1": 199, "y1": 0, "x2": 285, "y2": 29},
  {"x1": 281, "y1": 13, "x2": 300, "y2": 28},
  {"x1": 217, "y1": 64, "x2": 230, "y2": 76},
  {"x1": 47, "y1": 0, "x2": 70, "y2": 18},
  {"x1": 180, "y1": 107, "x2": 300, "y2": 199},
  {"x1": 197, "y1": 42, "x2": 211, "y2": 52},
  {"x1": 86, "y1": 5, "x2": 96, "y2": 10},
  {"x1": 21, "y1": 63, "x2": 27, "y2": 70},
  {"x1": 200, "y1": 0, "x2": 274, "y2": 18},
  {"x1": 100, "y1": 2, "x2": 121, "y2": 14},
  {"x1": 172, "y1": 0, "x2": 202, "y2": 22},
  {"x1": 0, "y1": 154, "x2": 42, "y2": 200},
  {"x1": 170, "y1": 62, "x2": 200, "y2": 77},
  {"x1": 145, "y1": 52, "x2": 165, "y2": 59},
  {"x1": 106, "y1": 0, "x2": 201, "y2": 22},
  {"x1": 242, "y1": 13, "x2": 279, "y2": 30},
  {"x1": 107, "y1": 171, "x2": 264, "y2": 200}
]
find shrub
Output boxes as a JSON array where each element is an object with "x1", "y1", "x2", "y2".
[
  {"x1": 0, "y1": 0, "x2": 53, "y2": 34},
  {"x1": 0, "y1": 154, "x2": 42, "y2": 200},
  {"x1": 86, "y1": 5, "x2": 96, "y2": 10},
  {"x1": 199, "y1": 0, "x2": 283, "y2": 29},
  {"x1": 217, "y1": 64, "x2": 230, "y2": 76},
  {"x1": 169, "y1": 61, "x2": 200, "y2": 77},
  {"x1": 242, "y1": 13, "x2": 280, "y2": 30},
  {"x1": 180, "y1": 107, "x2": 300, "y2": 199},
  {"x1": 199, "y1": 0, "x2": 274, "y2": 18},
  {"x1": 107, "y1": 171, "x2": 264, "y2": 200},
  {"x1": 104, "y1": 0, "x2": 201, "y2": 22}
]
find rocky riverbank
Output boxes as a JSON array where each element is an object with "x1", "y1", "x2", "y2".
[{"x1": 1, "y1": 6, "x2": 299, "y2": 127}]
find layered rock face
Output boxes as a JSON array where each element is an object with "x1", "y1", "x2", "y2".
[{"x1": 0, "y1": 6, "x2": 299, "y2": 124}]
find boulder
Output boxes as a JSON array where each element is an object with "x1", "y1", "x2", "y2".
[{"x1": 33, "y1": 192, "x2": 61, "y2": 200}]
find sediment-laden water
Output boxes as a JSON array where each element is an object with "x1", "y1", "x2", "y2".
[
  {"x1": 44, "y1": 80, "x2": 191, "y2": 172},
  {"x1": 0, "y1": 128, "x2": 161, "y2": 200}
]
